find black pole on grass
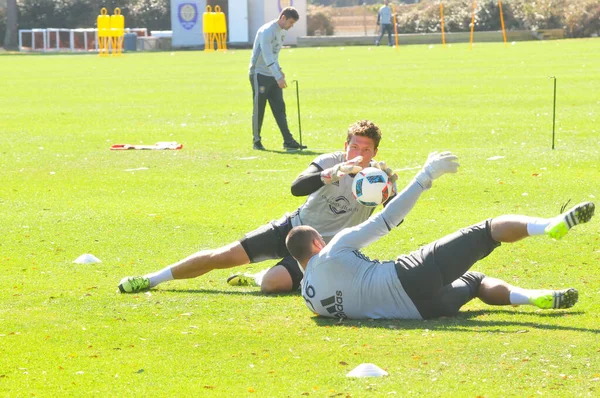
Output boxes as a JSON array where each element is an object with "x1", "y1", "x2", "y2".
[
  {"x1": 291, "y1": 80, "x2": 302, "y2": 149},
  {"x1": 549, "y1": 76, "x2": 557, "y2": 150}
]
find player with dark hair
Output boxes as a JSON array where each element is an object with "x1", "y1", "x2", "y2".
[
  {"x1": 249, "y1": 6, "x2": 305, "y2": 151},
  {"x1": 118, "y1": 120, "x2": 398, "y2": 294},
  {"x1": 286, "y1": 152, "x2": 594, "y2": 320}
]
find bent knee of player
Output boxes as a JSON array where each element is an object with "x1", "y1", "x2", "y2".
[
  {"x1": 477, "y1": 276, "x2": 511, "y2": 305},
  {"x1": 260, "y1": 266, "x2": 293, "y2": 294}
]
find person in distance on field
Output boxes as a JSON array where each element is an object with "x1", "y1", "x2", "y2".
[
  {"x1": 286, "y1": 157, "x2": 595, "y2": 320},
  {"x1": 118, "y1": 120, "x2": 399, "y2": 294},
  {"x1": 250, "y1": 6, "x2": 306, "y2": 151},
  {"x1": 376, "y1": 0, "x2": 394, "y2": 47}
]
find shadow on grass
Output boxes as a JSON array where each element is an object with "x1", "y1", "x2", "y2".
[
  {"x1": 310, "y1": 309, "x2": 600, "y2": 334},
  {"x1": 256, "y1": 149, "x2": 324, "y2": 156},
  {"x1": 160, "y1": 288, "x2": 300, "y2": 297}
]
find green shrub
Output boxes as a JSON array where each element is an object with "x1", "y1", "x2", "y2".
[
  {"x1": 564, "y1": 1, "x2": 600, "y2": 38},
  {"x1": 15, "y1": 0, "x2": 171, "y2": 30},
  {"x1": 392, "y1": 0, "x2": 600, "y2": 38},
  {"x1": 307, "y1": 8, "x2": 335, "y2": 36},
  {"x1": 125, "y1": 0, "x2": 170, "y2": 31}
]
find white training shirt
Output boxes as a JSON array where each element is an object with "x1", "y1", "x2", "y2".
[
  {"x1": 290, "y1": 152, "x2": 376, "y2": 243},
  {"x1": 301, "y1": 179, "x2": 426, "y2": 320},
  {"x1": 249, "y1": 19, "x2": 286, "y2": 81}
]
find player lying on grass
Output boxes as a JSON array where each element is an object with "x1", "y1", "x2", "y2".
[
  {"x1": 285, "y1": 153, "x2": 595, "y2": 320},
  {"x1": 118, "y1": 120, "x2": 400, "y2": 294}
]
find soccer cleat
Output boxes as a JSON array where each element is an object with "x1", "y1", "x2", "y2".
[
  {"x1": 118, "y1": 276, "x2": 150, "y2": 293},
  {"x1": 227, "y1": 273, "x2": 258, "y2": 287},
  {"x1": 545, "y1": 201, "x2": 595, "y2": 240},
  {"x1": 531, "y1": 288, "x2": 578, "y2": 309},
  {"x1": 283, "y1": 139, "x2": 307, "y2": 151},
  {"x1": 253, "y1": 141, "x2": 266, "y2": 151}
]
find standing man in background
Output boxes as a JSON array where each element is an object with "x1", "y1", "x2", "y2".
[
  {"x1": 249, "y1": 6, "x2": 307, "y2": 151},
  {"x1": 376, "y1": 0, "x2": 394, "y2": 47}
]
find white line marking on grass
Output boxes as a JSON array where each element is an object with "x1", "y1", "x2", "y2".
[{"x1": 124, "y1": 167, "x2": 149, "y2": 171}]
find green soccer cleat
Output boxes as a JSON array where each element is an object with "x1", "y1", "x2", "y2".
[
  {"x1": 545, "y1": 201, "x2": 595, "y2": 240},
  {"x1": 118, "y1": 276, "x2": 150, "y2": 293},
  {"x1": 227, "y1": 273, "x2": 258, "y2": 287},
  {"x1": 531, "y1": 288, "x2": 578, "y2": 309}
]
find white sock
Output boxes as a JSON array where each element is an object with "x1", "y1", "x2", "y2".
[
  {"x1": 146, "y1": 267, "x2": 174, "y2": 288},
  {"x1": 526, "y1": 218, "x2": 552, "y2": 236},
  {"x1": 510, "y1": 287, "x2": 553, "y2": 305},
  {"x1": 253, "y1": 269, "x2": 269, "y2": 286},
  {"x1": 509, "y1": 288, "x2": 532, "y2": 305}
]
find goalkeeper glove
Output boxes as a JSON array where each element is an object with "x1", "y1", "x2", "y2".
[
  {"x1": 414, "y1": 151, "x2": 459, "y2": 189},
  {"x1": 321, "y1": 156, "x2": 363, "y2": 184},
  {"x1": 372, "y1": 160, "x2": 398, "y2": 200}
]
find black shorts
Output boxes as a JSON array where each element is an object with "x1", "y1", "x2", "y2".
[
  {"x1": 240, "y1": 214, "x2": 293, "y2": 263},
  {"x1": 239, "y1": 213, "x2": 304, "y2": 290},
  {"x1": 394, "y1": 219, "x2": 499, "y2": 319}
]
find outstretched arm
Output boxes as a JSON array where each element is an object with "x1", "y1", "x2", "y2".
[
  {"x1": 291, "y1": 156, "x2": 364, "y2": 196},
  {"x1": 290, "y1": 164, "x2": 324, "y2": 196},
  {"x1": 329, "y1": 152, "x2": 460, "y2": 253},
  {"x1": 329, "y1": 180, "x2": 424, "y2": 253},
  {"x1": 383, "y1": 151, "x2": 459, "y2": 227}
]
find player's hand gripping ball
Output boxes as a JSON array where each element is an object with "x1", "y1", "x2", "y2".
[{"x1": 352, "y1": 167, "x2": 392, "y2": 207}]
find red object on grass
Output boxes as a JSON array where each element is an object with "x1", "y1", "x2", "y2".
[{"x1": 110, "y1": 142, "x2": 183, "y2": 150}]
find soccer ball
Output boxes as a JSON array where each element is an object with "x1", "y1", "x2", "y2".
[{"x1": 352, "y1": 167, "x2": 391, "y2": 207}]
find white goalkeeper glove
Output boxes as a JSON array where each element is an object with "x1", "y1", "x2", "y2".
[
  {"x1": 414, "y1": 151, "x2": 459, "y2": 189},
  {"x1": 372, "y1": 160, "x2": 398, "y2": 200},
  {"x1": 321, "y1": 156, "x2": 363, "y2": 184}
]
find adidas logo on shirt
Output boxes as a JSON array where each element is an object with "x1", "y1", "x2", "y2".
[{"x1": 320, "y1": 291, "x2": 347, "y2": 319}]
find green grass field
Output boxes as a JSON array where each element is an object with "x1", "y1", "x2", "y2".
[{"x1": 1, "y1": 38, "x2": 599, "y2": 396}]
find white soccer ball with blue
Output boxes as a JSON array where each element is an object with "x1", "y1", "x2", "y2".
[{"x1": 352, "y1": 167, "x2": 391, "y2": 207}]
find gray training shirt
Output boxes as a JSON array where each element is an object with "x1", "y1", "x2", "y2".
[
  {"x1": 249, "y1": 19, "x2": 286, "y2": 81},
  {"x1": 290, "y1": 152, "x2": 376, "y2": 243},
  {"x1": 378, "y1": 5, "x2": 392, "y2": 25},
  {"x1": 301, "y1": 179, "x2": 426, "y2": 320}
]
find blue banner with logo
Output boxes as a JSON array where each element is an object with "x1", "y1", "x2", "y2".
[{"x1": 171, "y1": 0, "x2": 206, "y2": 47}]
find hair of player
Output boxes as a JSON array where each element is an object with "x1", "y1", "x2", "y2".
[
  {"x1": 280, "y1": 7, "x2": 300, "y2": 21},
  {"x1": 286, "y1": 226, "x2": 318, "y2": 264},
  {"x1": 346, "y1": 120, "x2": 382, "y2": 149}
]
